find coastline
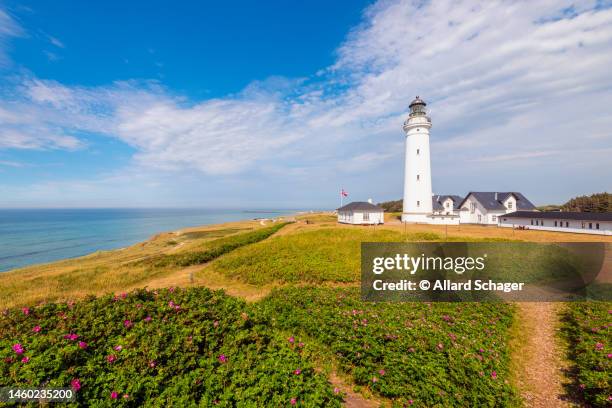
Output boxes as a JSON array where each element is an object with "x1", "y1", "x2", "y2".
[{"x1": 0, "y1": 208, "x2": 302, "y2": 273}]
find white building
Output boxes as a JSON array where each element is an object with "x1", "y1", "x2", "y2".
[
  {"x1": 401, "y1": 97, "x2": 434, "y2": 223},
  {"x1": 458, "y1": 192, "x2": 536, "y2": 225},
  {"x1": 400, "y1": 97, "x2": 460, "y2": 225},
  {"x1": 337, "y1": 201, "x2": 384, "y2": 225},
  {"x1": 432, "y1": 195, "x2": 463, "y2": 216},
  {"x1": 499, "y1": 211, "x2": 612, "y2": 235}
]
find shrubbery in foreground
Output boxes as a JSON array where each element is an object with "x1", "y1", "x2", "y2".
[
  {"x1": 258, "y1": 287, "x2": 520, "y2": 407},
  {"x1": 0, "y1": 287, "x2": 341, "y2": 407},
  {"x1": 561, "y1": 302, "x2": 611, "y2": 407}
]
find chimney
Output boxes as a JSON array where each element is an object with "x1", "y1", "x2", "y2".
[
  {"x1": 368, "y1": 198, "x2": 373, "y2": 204},
  {"x1": 494, "y1": 192, "x2": 498, "y2": 200}
]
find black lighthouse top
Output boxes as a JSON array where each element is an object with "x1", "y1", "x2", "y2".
[{"x1": 408, "y1": 96, "x2": 427, "y2": 117}]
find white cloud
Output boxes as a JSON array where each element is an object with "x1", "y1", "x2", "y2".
[
  {"x1": 0, "y1": 8, "x2": 22, "y2": 66},
  {"x1": 1, "y1": 0, "x2": 611, "y2": 205}
]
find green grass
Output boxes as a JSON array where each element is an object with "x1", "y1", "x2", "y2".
[
  {"x1": 560, "y1": 302, "x2": 611, "y2": 407},
  {"x1": 134, "y1": 222, "x2": 290, "y2": 269},
  {"x1": 212, "y1": 228, "x2": 430, "y2": 285},
  {"x1": 0, "y1": 287, "x2": 342, "y2": 406},
  {"x1": 257, "y1": 287, "x2": 520, "y2": 407}
]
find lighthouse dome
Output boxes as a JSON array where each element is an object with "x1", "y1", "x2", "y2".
[{"x1": 409, "y1": 96, "x2": 426, "y2": 108}]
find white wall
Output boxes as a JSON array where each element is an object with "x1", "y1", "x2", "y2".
[
  {"x1": 338, "y1": 211, "x2": 384, "y2": 225},
  {"x1": 403, "y1": 116, "x2": 433, "y2": 216},
  {"x1": 499, "y1": 216, "x2": 612, "y2": 235},
  {"x1": 459, "y1": 195, "x2": 505, "y2": 225}
]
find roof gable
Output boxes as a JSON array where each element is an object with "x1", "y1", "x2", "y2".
[{"x1": 459, "y1": 192, "x2": 536, "y2": 211}]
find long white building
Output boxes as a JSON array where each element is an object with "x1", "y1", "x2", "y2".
[{"x1": 499, "y1": 211, "x2": 612, "y2": 235}]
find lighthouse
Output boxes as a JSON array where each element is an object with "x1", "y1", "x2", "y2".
[{"x1": 401, "y1": 96, "x2": 433, "y2": 223}]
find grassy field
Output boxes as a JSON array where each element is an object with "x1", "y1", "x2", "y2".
[
  {"x1": 1, "y1": 212, "x2": 611, "y2": 406},
  {"x1": 0, "y1": 220, "x2": 278, "y2": 308}
]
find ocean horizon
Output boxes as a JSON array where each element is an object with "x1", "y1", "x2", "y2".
[{"x1": 0, "y1": 208, "x2": 299, "y2": 272}]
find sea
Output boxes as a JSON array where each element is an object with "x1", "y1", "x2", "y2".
[{"x1": 0, "y1": 208, "x2": 295, "y2": 272}]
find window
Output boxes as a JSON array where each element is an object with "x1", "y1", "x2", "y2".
[
  {"x1": 531, "y1": 219, "x2": 534, "y2": 225},
  {"x1": 566, "y1": 221, "x2": 569, "y2": 227},
  {"x1": 363, "y1": 212, "x2": 370, "y2": 221},
  {"x1": 416, "y1": 201, "x2": 420, "y2": 207},
  {"x1": 508, "y1": 202, "x2": 513, "y2": 210},
  {"x1": 596, "y1": 223, "x2": 600, "y2": 229},
  {"x1": 445, "y1": 202, "x2": 450, "y2": 208},
  {"x1": 589, "y1": 222, "x2": 592, "y2": 229},
  {"x1": 554, "y1": 221, "x2": 557, "y2": 227},
  {"x1": 416, "y1": 149, "x2": 420, "y2": 155},
  {"x1": 492, "y1": 215, "x2": 497, "y2": 222},
  {"x1": 470, "y1": 202, "x2": 476, "y2": 213},
  {"x1": 477, "y1": 214, "x2": 482, "y2": 223},
  {"x1": 416, "y1": 174, "x2": 420, "y2": 181}
]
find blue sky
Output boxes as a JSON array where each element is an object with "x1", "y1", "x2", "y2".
[{"x1": 0, "y1": 0, "x2": 611, "y2": 209}]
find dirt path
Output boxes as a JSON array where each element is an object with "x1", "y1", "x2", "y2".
[
  {"x1": 511, "y1": 302, "x2": 572, "y2": 407},
  {"x1": 328, "y1": 372, "x2": 382, "y2": 408}
]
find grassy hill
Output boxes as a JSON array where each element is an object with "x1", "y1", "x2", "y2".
[{"x1": 1, "y1": 213, "x2": 610, "y2": 406}]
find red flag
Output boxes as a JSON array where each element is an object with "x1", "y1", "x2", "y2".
[{"x1": 341, "y1": 189, "x2": 348, "y2": 197}]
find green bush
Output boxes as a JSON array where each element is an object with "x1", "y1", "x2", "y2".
[
  {"x1": 561, "y1": 302, "x2": 611, "y2": 406},
  {"x1": 213, "y1": 228, "x2": 440, "y2": 285},
  {"x1": 137, "y1": 222, "x2": 290, "y2": 269},
  {"x1": 257, "y1": 287, "x2": 520, "y2": 407},
  {"x1": 0, "y1": 287, "x2": 341, "y2": 407}
]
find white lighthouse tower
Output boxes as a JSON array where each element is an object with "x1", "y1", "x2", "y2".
[{"x1": 401, "y1": 96, "x2": 433, "y2": 223}]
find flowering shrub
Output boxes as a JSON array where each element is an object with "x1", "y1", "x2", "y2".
[
  {"x1": 0, "y1": 287, "x2": 341, "y2": 406},
  {"x1": 561, "y1": 302, "x2": 611, "y2": 407},
  {"x1": 257, "y1": 287, "x2": 520, "y2": 407}
]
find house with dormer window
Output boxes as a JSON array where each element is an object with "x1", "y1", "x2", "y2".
[{"x1": 458, "y1": 192, "x2": 536, "y2": 225}]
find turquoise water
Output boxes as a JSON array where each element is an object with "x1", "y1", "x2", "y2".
[{"x1": 0, "y1": 208, "x2": 293, "y2": 272}]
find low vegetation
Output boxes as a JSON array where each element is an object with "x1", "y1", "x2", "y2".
[
  {"x1": 133, "y1": 222, "x2": 290, "y2": 269},
  {"x1": 561, "y1": 302, "x2": 611, "y2": 407},
  {"x1": 212, "y1": 228, "x2": 446, "y2": 285},
  {"x1": 0, "y1": 287, "x2": 342, "y2": 407},
  {"x1": 257, "y1": 287, "x2": 520, "y2": 407}
]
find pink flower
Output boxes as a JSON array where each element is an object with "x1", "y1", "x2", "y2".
[
  {"x1": 71, "y1": 378, "x2": 81, "y2": 392},
  {"x1": 123, "y1": 319, "x2": 132, "y2": 328},
  {"x1": 78, "y1": 341, "x2": 88, "y2": 349},
  {"x1": 114, "y1": 345, "x2": 123, "y2": 351},
  {"x1": 110, "y1": 391, "x2": 118, "y2": 399},
  {"x1": 32, "y1": 325, "x2": 41, "y2": 333},
  {"x1": 294, "y1": 369, "x2": 301, "y2": 375},
  {"x1": 408, "y1": 347, "x2": 415, "y2": 353},
  {"x1": 120, "y1": 292, "x2": 127, "y2": 299},
  {"x1": 144, "y1": 316, "x2": 152, "y2": 322},
  {"x1": 22, "y1": 307, "x2": 30, "y2": 315},
  {"x1": 491, "y1": 371, "x2": 497, "y2": 379},
  {"x1": 479, "y1": 348, "x2": 484, "y2": 353},
  {"x1": 378, "y1": 369, "x2": 386, "y2": 376},
  {"x1": 288, "y1": 336, "x2": 295, "y2": 344},
  {"x1": 579, "y1": 384, "x2": 586, "y2": 390},
  {"x1": 595, "y1": 342, "x2": 604, "y2": 350},
  {"x1": 123, "y1": 394, "x2": 129, "y2": 399},
  {"x1": 107, "y1": 354, "x2": 116, "y2": 363},
  {"x1": 218, "y1": 354, "x2": 227, "y2": 363},
  {"x1": 64, "y1": 333, "x2": 79, "y2": 341},
  {"x1": 333, "y1": 387, "x2": 340, "y2": 394},
  {"x1": 298, "y1": 342, "x2": 305, "y2": 348},
  {"x1": 21, "y1": 356, "x2": 30, "y2": 363},
  {"x1": 372, "y1": 376, "x2": 378, "y2": 383},
  {"x1": 408, "y1": 400, "x2": 414, "y2": 405},
  {"x1": 290, "y1": 398, "x2": 297, "y2": 405},
  {"x1": 149, "y1": 360, "x2": 156, "y2": 368},
  {"x1": 607, "y1": 354, "x2": 612, "y2": 359},
  {"x1": 12, "y1": 343, "x2": 24, "y2": 355},
  {"x1": 213, "y1": 320, "x2": 219, "y2": 327},
  {"x1": 437, "y1": 343, "x2": 444, "y2": 350}
]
